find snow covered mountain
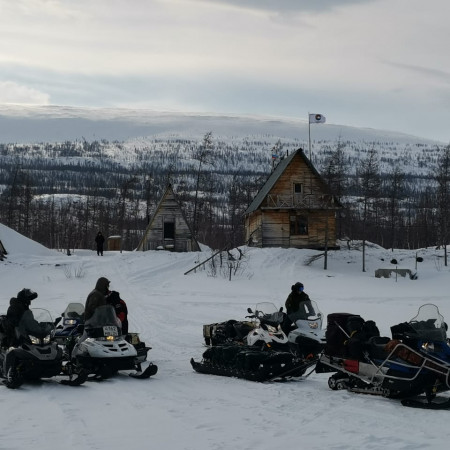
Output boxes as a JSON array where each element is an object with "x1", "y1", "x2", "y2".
[{"x1": 0, "y1": 104, "x2": 443, "y2": 145}]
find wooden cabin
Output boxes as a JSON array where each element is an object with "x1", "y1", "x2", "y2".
[
  {"x1": 244, "y1": 148, "x2": 341, "y2": 249},
  {"x1": 136, "y1": 184, "x2": 201, "y2": 252}
]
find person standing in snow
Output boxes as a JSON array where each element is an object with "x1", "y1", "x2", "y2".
[
  {"x1": 95, "y1": 231, "x2": 105, "y2": 256},
  {"x1": 84, "y1": 277, "x2": 110, "y2": 321},
  {"x1": 285, "y1": 282, "x2": 314, "y2": 322}
]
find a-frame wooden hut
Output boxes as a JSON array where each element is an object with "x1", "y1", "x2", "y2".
[
  {"x1": 244, "y1": 148, "x2": 341, "y2": 249},
  {"x1": 136, "y1": 184, "x2": 200, "y2": 252}
]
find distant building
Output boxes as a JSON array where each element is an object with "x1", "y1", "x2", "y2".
[
  {"x1": 244, "y1": 148, "x2": 341, "y2": 249},
  {"x1": 136, "y1": 184, "x2": 200, "y2": 252}
]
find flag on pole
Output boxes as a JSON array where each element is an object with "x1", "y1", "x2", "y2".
[{"x1": 309, "y1": 113, "x2": 326, "y2": 124}]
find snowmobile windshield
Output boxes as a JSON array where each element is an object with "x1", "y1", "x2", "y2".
[
  {"x1": 31, "y1": 308, "x2": 56, "y2": 331},
  {"x1": 85, "y1": 305, "x2": 120, "y2": 329},
  {"x1": 408, "y1": 304, "x2": 447, "y2": 342},
  {"x1": 255, "y1": 302, "x2": 284, "y2": 326},
  {"x1": 255, "y1": 302, "x2": 279, "y2": 316},
  {"x1": 289, "y1": 300, "x2": 322, "y2": 322},
  {"x1": 63, "y1": 302, "x2": 85, "y2": 319}
]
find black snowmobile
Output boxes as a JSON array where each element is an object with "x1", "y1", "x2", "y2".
[
  {"x1": 0, "y1": 308, "x2": 87, "y2": 389},
  {"x1": 316, "y1": 308, "x2": 450, "y2": 409},
  {"x1": 191, "y1": 303, "x2": 318, "y2": 382},
  {"x1": 66, "y1": 305, "x2": 157, "y2": 380},
  {"x1": 54, "y1": 302, "x2": 85, "y2": 345}
]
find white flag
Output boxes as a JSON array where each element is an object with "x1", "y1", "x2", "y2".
[{"x1": 309, "y1": 113, "x2": 326, "y2": 124}]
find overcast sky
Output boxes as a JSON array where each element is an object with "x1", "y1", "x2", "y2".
[{"x1": 1, "y1": 0, "x2": 449, "y2": 142}]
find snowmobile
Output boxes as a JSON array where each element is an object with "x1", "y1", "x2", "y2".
[
  {"x1": 54, "y1": 302, "x2": 85, "y2": 345},
  {"x1": 389, "y1": 303, "x2": 450, "y2": 407},
  {"x1": 55, "y1": 302, "x2": 149, "y2": 363},
  {"x1": 0, "y1": 308, "x2": 87, "y2": 389},
  {"x1": 67, "y1": 304, "x2": 157, "y2": 380},
  {"x1": 285, "y1": 299, "x2": 326, "y2": 359},
  {"x1": 203, "y1": 301, "x2": 325, "y2": 358},
  {"x1": 316, "y1": 307, "x2": 450, "y2": 409},
  {"x1": 191, "y1": 302, "x2": 317, "y2": 382}
]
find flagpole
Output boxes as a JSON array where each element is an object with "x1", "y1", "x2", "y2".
[{"x1": 308, "y1": 113, "x2": 311, "y2": 161}]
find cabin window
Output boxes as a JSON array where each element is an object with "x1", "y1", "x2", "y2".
[
  {"x1": 290, "y1": 215, "x2": 308, "y2": 235},
  {"x1": 164, "y1": 221, "x2": 175, "y2": 239},
  {"x1": 293, "y1": 183, "x2": 302, "y2": 194}
]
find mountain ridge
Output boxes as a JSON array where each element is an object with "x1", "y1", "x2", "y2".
[{"x1": 0, "y1": 104, "x2": 443, "y2": 145}]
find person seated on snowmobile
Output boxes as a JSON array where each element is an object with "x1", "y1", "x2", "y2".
[
  {"x1": 84, "y1": 277, "x2": 111, "y2": 322},
  {"x1": 106, "y1": 290, "x2": 128, "y2": 335},
  {"x1": 6, "y1": 288, "x2": 53, "y2": 344},
  {"x1": 285, "y1": 282, "x2": 314, "y2": 323}
]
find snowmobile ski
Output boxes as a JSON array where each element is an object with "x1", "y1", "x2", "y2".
[
  {"x1": 129, "y1": 362, "x2": 158, "y2": 379},
  {"x1": 60, "y1": 368, "x2": 88, "y2": 386},
  {"x1": 401, "y1": 397, "x2": 450, "y2": 409},
  {"x1": 266, "y1": 357, "x2": 318, "y2": 382}
]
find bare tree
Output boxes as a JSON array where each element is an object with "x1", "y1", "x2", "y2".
[
  {"x1": 192, "y1": 132, "x2": 214, "y2": 237},
  {"x1": 384, "y1": 166, "x2": 406, "y2": 251},
  {"x1": 356, "y1": 148, "x2": 381, "y2": 272},
  {"x1": 434, "y1": 145, "x2": 450, "y2": 265}
]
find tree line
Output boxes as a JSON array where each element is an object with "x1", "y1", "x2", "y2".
[{"x1": 0, "y1": 134, "x2": 448, "y2": 257}]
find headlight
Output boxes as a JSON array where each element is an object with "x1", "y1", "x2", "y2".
[
  {"x1": 99, "y1": 335, "x2": 119, "y2": 341},
  {"x1": 29, "y1": 334, "x2": 51, "y2": 344},
  {"x1": 29, "y1": 335, "x2": 40, "y2": 344},
  {"x1": 267, "y1": 325, "x2": 278, "y2": 333},
  {"x1": 422, "y1": 342, "x2": 434, "y2": 352},
  {"x1": 64, "y1": 319, "x2": 77, "y2": 326}
]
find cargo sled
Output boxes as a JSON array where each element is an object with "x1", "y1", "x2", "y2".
[{"x1": 316, "y1": 308, "x2": 450, "y2": 409}]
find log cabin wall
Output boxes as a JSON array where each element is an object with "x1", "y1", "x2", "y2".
[
  {"x1": 137, "y1": 184, "x2": 200, "y2": 252},
  {"x1": 244, "y1": 149, "x2": 340, "y2": 249}
]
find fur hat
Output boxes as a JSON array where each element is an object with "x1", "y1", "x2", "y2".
[{"x1": 17, "y1": 288, "x2": 38, "y2": 302}]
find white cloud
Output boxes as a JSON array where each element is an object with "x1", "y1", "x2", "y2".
[
  {"x1": 0, "y1": 81, "x2": 50, "y2": 105},
  {"x1": 0, "y1": 0, "x2": 450, "y2": 140}
]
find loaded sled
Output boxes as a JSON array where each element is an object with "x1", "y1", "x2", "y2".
[{"x1": 316, "y1": 308, "x2": 450, "y2": 409}]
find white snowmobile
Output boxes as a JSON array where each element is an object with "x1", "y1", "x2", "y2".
[
  {"x1": 68, "y1": 305, "x2": 157, "y2": 380},
  {"x1": 285, "y1": 299, "x2": 326, "y2": 359},
  {"x1": 192, "y1": 302, "x2": 316, "y2": 382},
  {"x1": 245, "y1": 302, "x2": 289, "y2": 348}
]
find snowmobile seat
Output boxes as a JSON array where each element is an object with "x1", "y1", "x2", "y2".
[
  {"x1": 233, "y1": 321, "x2": 254, "y2": 339},
  {"x1": 0, "y1": 315, "x2": 17, "y2": 348},
  {"x1": 367, "y1": 336, "x2": 391, "y2": 360},
  {"x1": 325, "y1": 313, "x2": 363, "y2": 357}
]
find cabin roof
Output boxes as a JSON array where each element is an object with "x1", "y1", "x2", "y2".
[{"x1": 244, "y1": 148, "x2": 331, "y2": 215}]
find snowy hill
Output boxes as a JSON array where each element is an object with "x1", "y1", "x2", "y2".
[
  {"x1": 1, "y1": 224, "x2": 450, "y2": 449},
  {"x1": 0, "y1": 223, "x2": 58, "y2": 258},
  {"x1": 0, "y1": 104, "x2": 443, "y2": 144}
]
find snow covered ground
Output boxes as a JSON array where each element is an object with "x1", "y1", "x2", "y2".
[{"x1": 1, "y1": 223, "x2": 450, "y2": 449}]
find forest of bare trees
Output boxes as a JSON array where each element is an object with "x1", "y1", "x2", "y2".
[{"x1": 0, "y1": 135, "x2": 449, "y2": 254}]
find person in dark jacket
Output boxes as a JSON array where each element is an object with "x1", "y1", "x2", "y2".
[
  {"x1": 106, "y1": 291, "x2": 129, "y2": 335},
  {"x1": 7, "y1": 288, "x2": 52, "y2": 342},
  {"x1": 285, "y1": 282, "x2": 314, "y2": 321},
  {"x1": 95, "y1": 231, "x2": 105, "y2": 256},
  {"x1": 84, "y1": 277, "x2": 110, "y2": 321}
]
